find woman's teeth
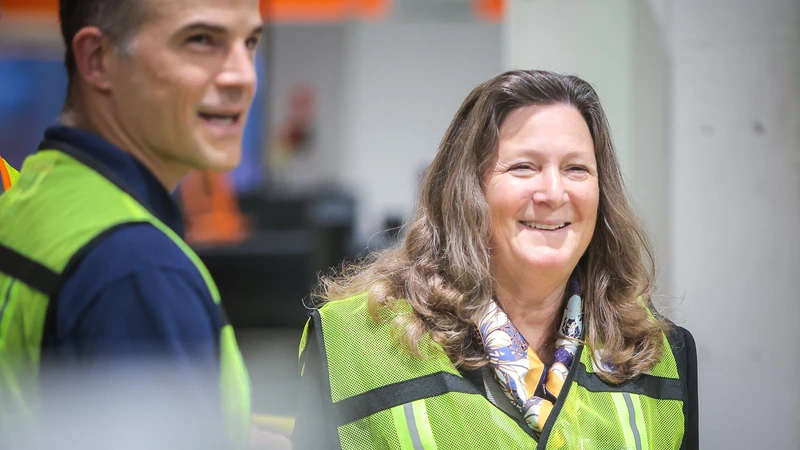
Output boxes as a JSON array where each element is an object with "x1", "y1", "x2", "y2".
[{"x1": 520, "y1": 221, "x2": 567, "y2": 230}]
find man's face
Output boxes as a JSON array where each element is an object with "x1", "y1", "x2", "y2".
[{"x1": 109, "y1": 0, "x2": 263, "y2": 178}]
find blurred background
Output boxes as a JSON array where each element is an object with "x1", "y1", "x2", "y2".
[{"x1": 1, "y1": 0, "x2": 798, "y2": 447}]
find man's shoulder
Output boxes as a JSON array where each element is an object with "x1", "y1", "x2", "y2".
[
  {"x1": 77, "y1": 223, "x2": 197, "y2": 277},
  {"x1": 53, "y1": 222, "x2": 220, "y2": 341},
  {"x1": 59, "y1": 222, "x2": 208, "y2": 309}
]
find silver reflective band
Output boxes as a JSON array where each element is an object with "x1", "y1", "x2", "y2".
[
  {"x1": 623, "y1": 392, "x2": 643, "y2": 450},
  {"x1": 403, "y1": 402, "x2": 425, "y2": 450}
]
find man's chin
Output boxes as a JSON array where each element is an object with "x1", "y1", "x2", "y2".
[{"x1": 199, "y1": 147, "x2": 242, "y2": 172}]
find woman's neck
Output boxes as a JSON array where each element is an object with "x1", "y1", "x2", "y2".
[{"x1": 494, "y1": 276, "x2": 568, "y2": 361}]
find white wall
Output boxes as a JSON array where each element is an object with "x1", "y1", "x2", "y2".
[
  {"x1": 669, "y1": 0, "x2": 800, "y2": 447},
  {"x1": 339, "y1": 21, "x2": 503, "y2": 241},
  {"x1": 631, "y1": 1, "x2": 673, "y2": 292}
]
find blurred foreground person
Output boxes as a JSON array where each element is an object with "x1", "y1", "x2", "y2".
[
  {"x1": 294, "y1": 70, "x2": 698, "y2": 449},
  {"x1": 0, "y1": 0, "x2": 281, "y2": 448}
]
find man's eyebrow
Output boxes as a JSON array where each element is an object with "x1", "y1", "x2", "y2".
[
  {"x1": 180, "y1": 22, "x2": 229, "y2": 34},
  {"x1": 178, "y1": 22, "x2": 266, "y2": 37}
]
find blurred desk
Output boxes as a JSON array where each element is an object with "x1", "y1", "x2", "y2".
[
  {"x1": 192, "y1": 192, "x2": 356, "y2": 329},
  {"x1": 194, "y1": 230, "x2": 313, "y2": 258},
  {"x1": 196, "y1": 231, "x2": 315, "y2": 329}
]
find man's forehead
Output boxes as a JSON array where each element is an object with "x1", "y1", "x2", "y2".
[{"x1": 145, "y1": 0, "x2": 262, "y2": 25}]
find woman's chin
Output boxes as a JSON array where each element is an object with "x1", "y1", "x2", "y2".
[{"x1": 520, "y1": 252, "x2": 577, "y2": 273}]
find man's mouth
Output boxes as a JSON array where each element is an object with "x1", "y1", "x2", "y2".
[{"x1": 198, "y1": 112, "x2": 241, "y2": 125}]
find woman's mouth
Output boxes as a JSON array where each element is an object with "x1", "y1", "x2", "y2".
[{"x1": 520, "y1": 221, "x2": 569, "y2": 231}]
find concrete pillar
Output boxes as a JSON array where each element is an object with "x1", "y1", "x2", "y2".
[
  {"x1": 670, "y1": 0, "x2": 800, "y2": 447},
  {"x1": 508, "y1": 0, "x2": 800, "y2": 446}
]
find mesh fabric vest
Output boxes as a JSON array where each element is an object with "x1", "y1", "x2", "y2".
[{"x1": 301, "y1": 293, "x2": 687, "y2": 449}]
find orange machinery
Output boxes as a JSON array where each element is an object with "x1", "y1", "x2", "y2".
[{"x1": 1, "y1": 0, "x2": 504, "y2": 22}]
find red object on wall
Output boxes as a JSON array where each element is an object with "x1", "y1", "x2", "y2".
[{"x1": 473, "y1": 0, "x2": 505, "y2": 22}]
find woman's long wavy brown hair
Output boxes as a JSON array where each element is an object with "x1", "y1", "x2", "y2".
[{"x1": 314, "y1": 70, "x2": 668, "y2": 383}]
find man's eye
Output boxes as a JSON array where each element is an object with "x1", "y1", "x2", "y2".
[
  {"x1": 188, "y1": 34, "x2": 213, "y2": 46},
  {"x1": 245, "y1": 36, "x2": 261, "y2": 50}
]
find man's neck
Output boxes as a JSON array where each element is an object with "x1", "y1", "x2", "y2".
[{"x1": 59, "y1": 107, "x2": 186, "y2": 192}]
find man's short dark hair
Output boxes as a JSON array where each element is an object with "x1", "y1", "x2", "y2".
[{"x1": 59, "y1": 0, "x2": 147, "y2": 90}]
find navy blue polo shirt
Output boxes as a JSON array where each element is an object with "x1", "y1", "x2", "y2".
[{"x1": 39, "y1": 125, "x2": 229, "y2": 428}]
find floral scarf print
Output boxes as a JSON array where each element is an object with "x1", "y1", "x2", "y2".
[{"x1": 477, "y1": 291, "x2": 584, "y2": 433}]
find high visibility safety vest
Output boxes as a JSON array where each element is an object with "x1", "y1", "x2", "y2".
[
  {"x1": 0, "y1": 157, "x2": 19, "y2": 193},
  {"x1": 301, "y1": 293, "x2": 689, "y2": 450},
  {"x1": 0, "y1": 142, "x2": 251, "y2": 445}
]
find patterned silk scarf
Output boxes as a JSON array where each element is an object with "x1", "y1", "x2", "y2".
[{"x1": 477, "y1": 292, "x2": 584, "y2": 433}]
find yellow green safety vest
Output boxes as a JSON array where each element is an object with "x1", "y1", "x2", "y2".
[
  {"x1": 301, "y1": 293, "x2": 689, "y2": 449},
  {"x1": 0, "y1": 157, "x2": 20, "y2": 193},
  {"x1": 0, "y1": 141, "x2": 251, "y2": 445}
]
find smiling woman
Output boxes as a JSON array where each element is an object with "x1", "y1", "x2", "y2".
[{"x1": 294, "y1": 70, "x2": 698, "y2": 449}]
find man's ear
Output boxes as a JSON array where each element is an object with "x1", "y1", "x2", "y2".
[{"x1": 72, "y1": 27, "x2": 116, "y2": 93}]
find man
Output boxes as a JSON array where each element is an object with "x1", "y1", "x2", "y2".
[{"x1": 0, "y1": 0, "x2": 268, "y2": 447}]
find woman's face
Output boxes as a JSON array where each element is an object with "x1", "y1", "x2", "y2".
[{"x1": 484, "y1": 103, "x2": 599, "y2": 280}]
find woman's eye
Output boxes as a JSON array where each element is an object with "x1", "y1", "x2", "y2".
[{"x1": 510, "y1": 164, "x2": 533, "y2": 172}]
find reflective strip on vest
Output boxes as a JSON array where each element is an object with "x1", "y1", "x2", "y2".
[{"x1": 390, "y1": 400, "x2": 438, "y2": 450}]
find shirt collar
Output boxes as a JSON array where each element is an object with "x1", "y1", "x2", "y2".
[{"x1": 43, "y1": 125, "x2": 185, "y2": 238}]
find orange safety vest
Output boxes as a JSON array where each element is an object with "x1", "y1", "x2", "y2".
[{"x1": 0, "y1": 157, "x2": 19, "y2": 193}]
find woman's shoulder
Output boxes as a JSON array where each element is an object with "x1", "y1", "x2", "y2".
[
  {"x1": 660, "y1": 318, "x2": 696, "y2": 357},
  {"x1": 318, "y1": 293, "x2": 412, "y2": 320},
  {"x1": 673, "y1": 325, "x2": 696, "y2": 347},
  {"x1": 308, "y1": 294, "x2": 452, "y2": 368},
  {"x1": 647, "y1": 305, "x2": 696, "y2": 358},
  {"x1": 317, "y1": 292, "x2": 370, "y2": 314},
  {"x1": 667, "y1": 325, "x2": 697, "y2": 368}
]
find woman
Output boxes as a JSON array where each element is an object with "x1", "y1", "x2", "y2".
[{"x1": 294, "y1": 70, "x2": 698, "y2": 449}]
